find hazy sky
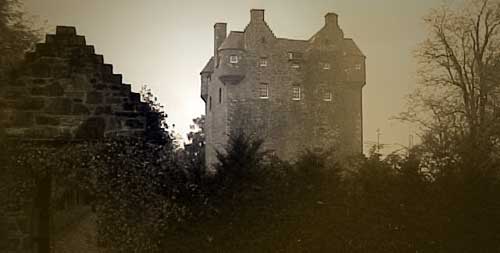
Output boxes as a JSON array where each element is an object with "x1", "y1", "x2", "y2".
[{"x1": 23, "y1": 0, "x2": 439, "y2": 152}]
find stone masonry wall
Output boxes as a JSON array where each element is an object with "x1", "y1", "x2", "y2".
[
  {"x1": 0, "y1": 26, "x2": 158, "y2": 253},
  {"x1": 203, "y1": 10, "x2": 366, "y2": 167},
  {"x1": 0, "y1": 26, "x2": 154, "y2": 141}
]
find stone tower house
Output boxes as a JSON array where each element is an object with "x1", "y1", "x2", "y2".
[{"x1": 200, "y1": 10, "x2": 366, "y2": 168}]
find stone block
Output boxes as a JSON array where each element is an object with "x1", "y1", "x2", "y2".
[
  {"x1": 93, "y1": 83, "x2": 106, "y2": 90},
  {"x1": 130, "y1": 92, "x2": 140, "y2": 102},
  {"x1": 102, "y1": 64, "x2": 113, "y2": 75},
  {"x1": 105, "y1": 97, "x2": 123, "y2": 104},
  {"x1": 72, "y1": 103, "x2": 90, "y2": 115},
  {"x1": 14, "y1": 97, "x2": 45, "y2": 110},
  {"x1": 115, "y1": 111, "x2": 140, "y2": 118},
  {"x1": 125, "y1": 119, "x2": 144, "y2": 129},
  {"x1": 35, "y1": 115, "x2": 60, "y2": 126},
  {"x1": 24, "y1": 126, "x2": 62, "y2": 139},
  {"x1": 86, "y1": 91, "x2": 103, "y2": 104},
  {"x1": 13, "y1": 111, "x2": 34, "y2": 127},
  {"x1": 95, "y1": 106, "x2": 112, "y2": 115},
  {"x1": 46, "y1": 98, "x2": 72, "y2": 114},
  {"x1": 75, "y1": 117, "x2": 105, "y2": 139},
  {"x1": 56, "y1": 26, "x2": 77, "y2": 36},
  {"x1": 31, "y1": 82, "x2": 64, "y2": 97},
  {"x1": 93, "y1": 55, "x2": 104, "y2": 64}
]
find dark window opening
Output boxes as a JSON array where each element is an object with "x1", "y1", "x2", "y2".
[{"x1": 219, "y1": 88, "x2": 222, "y2": 103}]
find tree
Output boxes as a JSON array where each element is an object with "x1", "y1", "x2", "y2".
[
  {"x1": 0, "y1": 0, "x2": 41, "y2": 72},
  {"x1": 404, "y1": 0, "x2": 500, "y2": 165}
]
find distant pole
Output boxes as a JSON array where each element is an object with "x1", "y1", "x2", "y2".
[{"x1": 376, "y1": 128, "x2": 381, "y2": 153}]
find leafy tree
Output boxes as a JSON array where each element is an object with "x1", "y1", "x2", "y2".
[{"x1": 0, "y1": 0, "x2": 41, "y2": 73}]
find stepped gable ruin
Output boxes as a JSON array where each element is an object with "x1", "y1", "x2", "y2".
[{"x1": 0, "y1": 26, "x2": 162, "y2": 142}]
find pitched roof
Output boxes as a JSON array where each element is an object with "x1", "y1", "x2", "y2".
[
  {"x1": 200, "y1": 57, "x2": 214, "y2": 73},
  {"x1": 277, "y1": 38, "x2": 309, "y2": 52},
  {"x1": 219, "y1": 31, "x2": 244, "y2": 50},
  {"x1": 343, "y1": 38, "x2": 364, "y2": 57}
]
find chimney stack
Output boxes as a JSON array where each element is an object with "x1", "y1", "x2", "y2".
[
  {"x1": 325, "y1": 12, "x2": 338, "y2": 27},
  {"x1": 214, "y1": 23, "x2": 227, "y2": 64},
  {"x1": 250, "y1": 9, "x2": 265, "y2": 22}
]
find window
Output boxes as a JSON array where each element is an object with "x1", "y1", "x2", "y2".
[
  {"x1": 259, "y1": 83, "x2": 269, "y2": 99},
  {"x1": 259, "y1": 57, "x2": 268, "y2": 67},
  {"x1": 219, "y1": 88, "x2": 222, "y2": 103},
  {"x1": 209, "y1": 96, "x2": 212, "y2": 111},
  {"x1": 355, "y1": 63, "x2": 362, "y2": 70},
  {"x1": 292, "y1": 86, "x2": 301, "y2": 101},
  {"x1": 322, "y1": 63, "x2": 331, "y2": 70},
  {"x1": 288, "y1": 52, "x2": 303, "y2": 61},
  {"x1": 229, "y1": 55, "x2": 239, "y2": 64},
  {"x1": 291, "y1": 63, "x2": 301, "y2": 69},
  {"x1": 323, "y1": 91, "x2": 333, "y2": 101}
]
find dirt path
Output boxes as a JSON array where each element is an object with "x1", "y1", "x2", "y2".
[{"x1": 53, "y1": 212, "x2": 100, "y2": 253}]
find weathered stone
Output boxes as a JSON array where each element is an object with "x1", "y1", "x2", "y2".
[
  {"x1": 130, "y1": 92, "x2": 140, "y2": 102},
  {"x1": 95, "y1": 106, "x2": 112, "y2": 115},
  {"x1": 13, "y1": 111, "x2": 34, "y2": 127},
  {"x1": 122, "y1": 103, "x2": 134, "y2": 111},
  {"x1": 125, "y1": 119, "x2": 143, "y2": 129},
  {"x1": 72, "y1": 103, "x2": 90, "y2": 115},
  {"x1": 105, "y1": 97, "x2": 123, "y2": 104},
  {"x1": 31, "y1": 82, "x2": 64, "y2": 96},
  {"x1": 35, "y1": 115, "x2": 60, "y2": 126},
  {"x1": 76, "y1": 117, "x2": 105, "y2": 139},
  {"x1": 24, "y1": 126, "x2": 62, "y2": 139},
  {"x1": 14, "y1": 97, "x2": 45, "y2": 110},
  {"x1": 47, "y1": 98, "x2": 72, "y2": 114},
  {"x1": 56, "y1": 26, "x2": 77, "y2": 36},
  {"x1": 86, "y1": 91, "x2": 103, "y2": 104}
]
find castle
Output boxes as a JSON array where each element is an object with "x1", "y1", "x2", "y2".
[{"x1": 200, "y1": 9, "x2": 366, "y2": 167}]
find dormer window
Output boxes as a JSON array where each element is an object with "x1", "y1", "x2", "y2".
[
  {"x1": 292, "y1": 86, "x2": 301, "y2": 101},
  {"x1": 229, "y1": 55, "x2": 239, "y2": 64},
  {"x1": 259, "y1": 57, "x2": 268, "y2": 67}
]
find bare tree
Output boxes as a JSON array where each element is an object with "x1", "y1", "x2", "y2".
[{"x1": 404, "y1": 0, "x2": 500, "y2": 162}]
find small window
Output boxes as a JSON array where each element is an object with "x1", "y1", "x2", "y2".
[
  {"x1": 209, "y1": 96, "x2": 212, "y2": 111},
  {"x1": 323, "y1": 91, "x2": 333, "y2": 102},
  {"x1": 355, "y1": 63, "x2": 362, "y2": 70},
  {"x1": 207, "y1": 75, "x2": 212, "y2": 81},
  {"x1": 229, "y1": 55, "x2": 239, "y2": 64},
  {"x1": 288, "y1": 52, "x2": 294, "y2": 60},
  {"x1": 292, "y1": 87, "x2": 301, "y2": 101},
  {"x1": 259, "y1": 83, "x2": 269, "y2": 99},
  {"x1": 323, "y1": 63, "x2": 331, "y2": 70},
  {"x1": 288, "y1": 52, "x2": 303, "y2": 61},
  {"x1": 219, "y1": 88, "x2": 222, "y2": 103},
  {"x1": 291, "y1": 63, "x2": 301, "y2": 69},
  {"x1": 259, "y1": 58, "x2": 268, "y2": 67}
]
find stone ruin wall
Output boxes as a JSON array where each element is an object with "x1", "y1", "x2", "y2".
[
  {"x1": 0, "y1": 26, "x2": 157, "y2": 141},
  {"x1": 0, "y1": 26, "x2": 159, "y2": 253}
]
